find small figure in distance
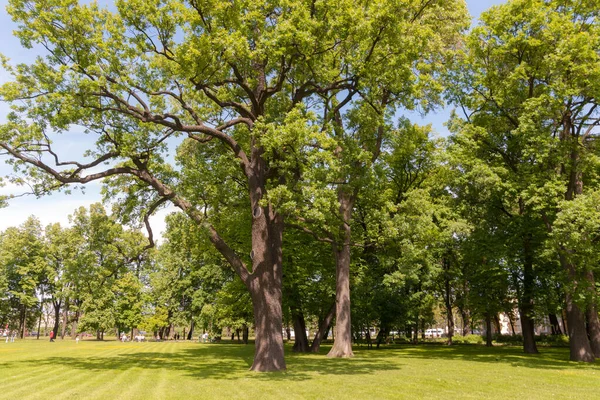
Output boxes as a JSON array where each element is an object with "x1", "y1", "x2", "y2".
[
  {"x1": 75, "y1": 335, "x2": 80, "y2": 344},
  {"x1": 49, "y1": 330, "x2": 55, "y2": 342}
]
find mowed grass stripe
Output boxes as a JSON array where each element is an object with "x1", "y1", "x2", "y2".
[
  {"x1": 0, "y1": 359, "x2": 63, "y2": 393},
  {"x1": 1, "y1": 342, "x2": 133, "y2": 398},
  {"x1": 2, "y1": 340, "x2": 600, "y2": 400},
  {"x1": 0, "y1": 359, "x2": 79, "y2": 398}
]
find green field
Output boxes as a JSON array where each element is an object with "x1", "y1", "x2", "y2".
[{"x1": 0, "y1": 339, "x2": 599, "y2": 399}]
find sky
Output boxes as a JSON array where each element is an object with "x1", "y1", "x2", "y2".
[{"x1": 0, "y1": 0, "x2": 506, "y2": 241}]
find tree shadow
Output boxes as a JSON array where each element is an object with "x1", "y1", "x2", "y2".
[
  {"x1": 4, "y1": 342, "x2": 596, "y2": 381},
  {"x1": 3, "y1": 343, "x2": 401, "y2": 381},
  {"x1": 376, "y1": 344, "x2": 600, "y2": 371}
]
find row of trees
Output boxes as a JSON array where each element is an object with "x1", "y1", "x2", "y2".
[
  {"x1": 1, "y1": 0, "x2": 599, "y2": 371},
  {"x1": 0, "y1": 205, "x2": 150, "y2": 340}
]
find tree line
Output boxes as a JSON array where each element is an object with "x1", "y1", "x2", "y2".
[{"x1": 0, "y1": 0, "x2": 599, "y2": 371}]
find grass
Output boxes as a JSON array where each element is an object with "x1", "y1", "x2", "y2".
[{"x1": 0, "y1": 338, "x2": 599, "y2": 399}]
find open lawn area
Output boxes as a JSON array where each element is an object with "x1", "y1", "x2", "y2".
[{"x1": 0, "y1": 340, "x2": 599, "y2": 399}]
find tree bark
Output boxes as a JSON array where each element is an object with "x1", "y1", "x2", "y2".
[
  {"x1": 485, "y1": 313, "x2": 493, "y2": 347},
  {"x1": 248, "y1": 276, "x2": 285, "y2": 371},
  {"x1": 549, "y1": 313, "x2": 562, "y2": 335},
  {"x1": 461, "y1": 309, "x2": 470, "y2": 336},
  {"x1": 61, "y1": 301, "x2": 69, "y2": 339},
  {"x1": 71, "y1": 310, "x2": 80, "y2": 339},
  {"x1": 328, "y1": 190, "x2": 354, "y2": 358},
  {"x1": 187, "y1": 320, "x2": 194, "y2": 341},
  {"x1": 585, "y1": 301, "x2": 600, "y2": 358},
  {"x1": 52, "y1": 299, "x2": 61, "y2": 341},
  {"x1": 291, "y1": 309, "x2": 309, "y2": 352},
  {"x1": 443, "y1": 257, "x2": 454, "y2": 345},
  {"x1": 559, "y1": 130, "x2": 594, "y2": 361},
  {"x1": 242, "y1": 324, "x2": 249, "y2": 345},
  {"x1": 520, "y1": 235, "x2": 539, "y2": 354},
  {"x1": 311, "y1": 302, "x2": 336, "y2": 353},
  {"x1": 559, "y1": 253, "x2": 595, "y2": 362},
  {"x1": 565, "y1": 292, "x2": 595, "y2": 362}
]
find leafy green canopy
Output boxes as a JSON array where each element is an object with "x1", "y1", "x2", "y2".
[{"x1": 0, "y1": 0, "x2": 467, "y2": 235}]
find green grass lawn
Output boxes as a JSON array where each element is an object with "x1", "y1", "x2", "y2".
[{"x1": 0, "y1": 339, "x2": 599, "y2": 399}]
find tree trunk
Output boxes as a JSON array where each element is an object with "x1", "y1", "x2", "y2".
[
  {"x1": 242, "y1": 324, "x2": 249, "y2": 345},
  {"x1": 376, "y1": 327, "x2": 386, "y2": 349},
  {"x1": 291, "y1": 309, "x2": 309, "y2": 353},
  {"x1": 248, "y1": 278, "x2": 285, "y2": 371},
  {"x1": 311, "y1": 302, "x2": 336, "y2": 353},
  {"x1": 443, "y1": 257, "x2": 454, "y2": 345},
  {"x1": 585, "y1": 302, "x2": 600, "y2": 358},
  {"x1": 559, "y1": 136, "x2": 594, "y2": 361},
  {"x1": 71, "y1": 310, "x2": 80, "y2": 339},
  {"x1": 52, "y1": 300, "x2": 61, "y2": 341},
  {"x1": 549, "y1": 313, "x2": 562, "y2": 335},
  {"x1": 61, "y1": 301, "x2": 69, "y2": 339},
  {"x1": 18, "y1": 305, "x2": 26, "y2": 339},
  {"x1": 565, "y1": 293, "x2": 595, "y2": 362},
  {"x1": 493, "y1": 314, "x2": 501, "y2": 335},
  {"x1": 559, "y1": 253, "x2": 595, "y2": 362},
  {"x1": 509, "y1": 315, "x2": 516, "y2": 336},
  {"x1": 461, "y1": 309, "x2": 470, "y2": 336},
  {"x1": 583, "y1": 271, "x2": 600, "y2": 357},
  {"x1": 520, "y1": 235, "x2": 539, "y2": 354},
  {"x1": 328, "y1": 190, "x2": 354, "y2": 358},
  {"x1": 187, "y1": 320, "x2": 194, "y2": 341},
  {"x1": 413, "y1": 322, "x2": 419, "y2": 344},
  {"x1": 36, "y1": 306, "x2": 42, "y2": 340},
  {"x1": 485, "y1": 313, "x2": 493, "y2": 347}
]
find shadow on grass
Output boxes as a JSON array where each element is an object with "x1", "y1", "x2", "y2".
[
  {"x1": 6, "y1": 342, "x2": 598, "y2": 380},
  {"x1": 7, "y1": 342, "x2": 401, "y2": 381},
  {"x1": 368, "y1": 344, "x2": 600, "y2": 371}
]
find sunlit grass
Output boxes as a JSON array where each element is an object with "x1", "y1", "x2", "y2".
[{"x1": 0, "y1": 338, "x2": 598, "y2": 399}]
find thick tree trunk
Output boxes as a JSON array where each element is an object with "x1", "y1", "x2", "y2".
[
  {"x1": 239, "y1": 164, "x2": 286, "y2": 371},
  {"x1": 584, "y1": 271, "x2": 600, "y2": 357},
  {"x1": 549, "y1": 314, "x2": 562, "y2": 335},
  {"x1": 585, "y1": 302, "x2": 600, "y2": 358},
  {"x1": 311, "y1": 302, "x2": 336, "y2": 353},
  {"x1": 413, "y1": 322, "x2": 419, "y2": 344},
  {"x1": 485, "y1": 313, "x2": 493, "y2": 347},
  {"x1": 328, "y1": 190, "x2": 354, "y2": 358},
  {"x1": 461, "y1": 309, "x2": 470, "y2": 337},
  {"x1": 289, "y1": 282, "x2": 309, "y2": 352},
  {"x1": 559, "y1": 253, "x2": 595, "y2": 362},
  {"x1": 242, "y1": 324, "x2": 249, "y2": 345},
  {"x1": 520, "y1": 313, "x2": 538, "y2": 354},
  {"x1": 493, "y1": 314, "x2": 501, "y2": 335},
  {"x1": 559, "y1": 138, "x2": 594, "y2": 361},
  {"x1": 376, "y1": 327, "x2": 386, "y2": 349},
  {"x1": 249, "y1": 278, "x2": 285, "y2": 371},
  {"x1": 565, "y1": 293, "x2": 595, "y2": 362},
  {"x1": 71, "y1": 311, "x2": 79, "y2": 339},
  {"x1": 520, "y1": 236, "x2": 539, "y2": 354},
  {"x1": 291, "y1": 309, "x2": 309, "y2": 353}
]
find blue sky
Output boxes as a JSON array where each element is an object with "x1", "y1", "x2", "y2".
[{"x1": 0, "y1": 0, "x2": 506, "y2": 238}]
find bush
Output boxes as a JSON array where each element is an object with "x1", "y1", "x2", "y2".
[{"x1": 452, "y1": 334, "x2": 484, "y2": 345}]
